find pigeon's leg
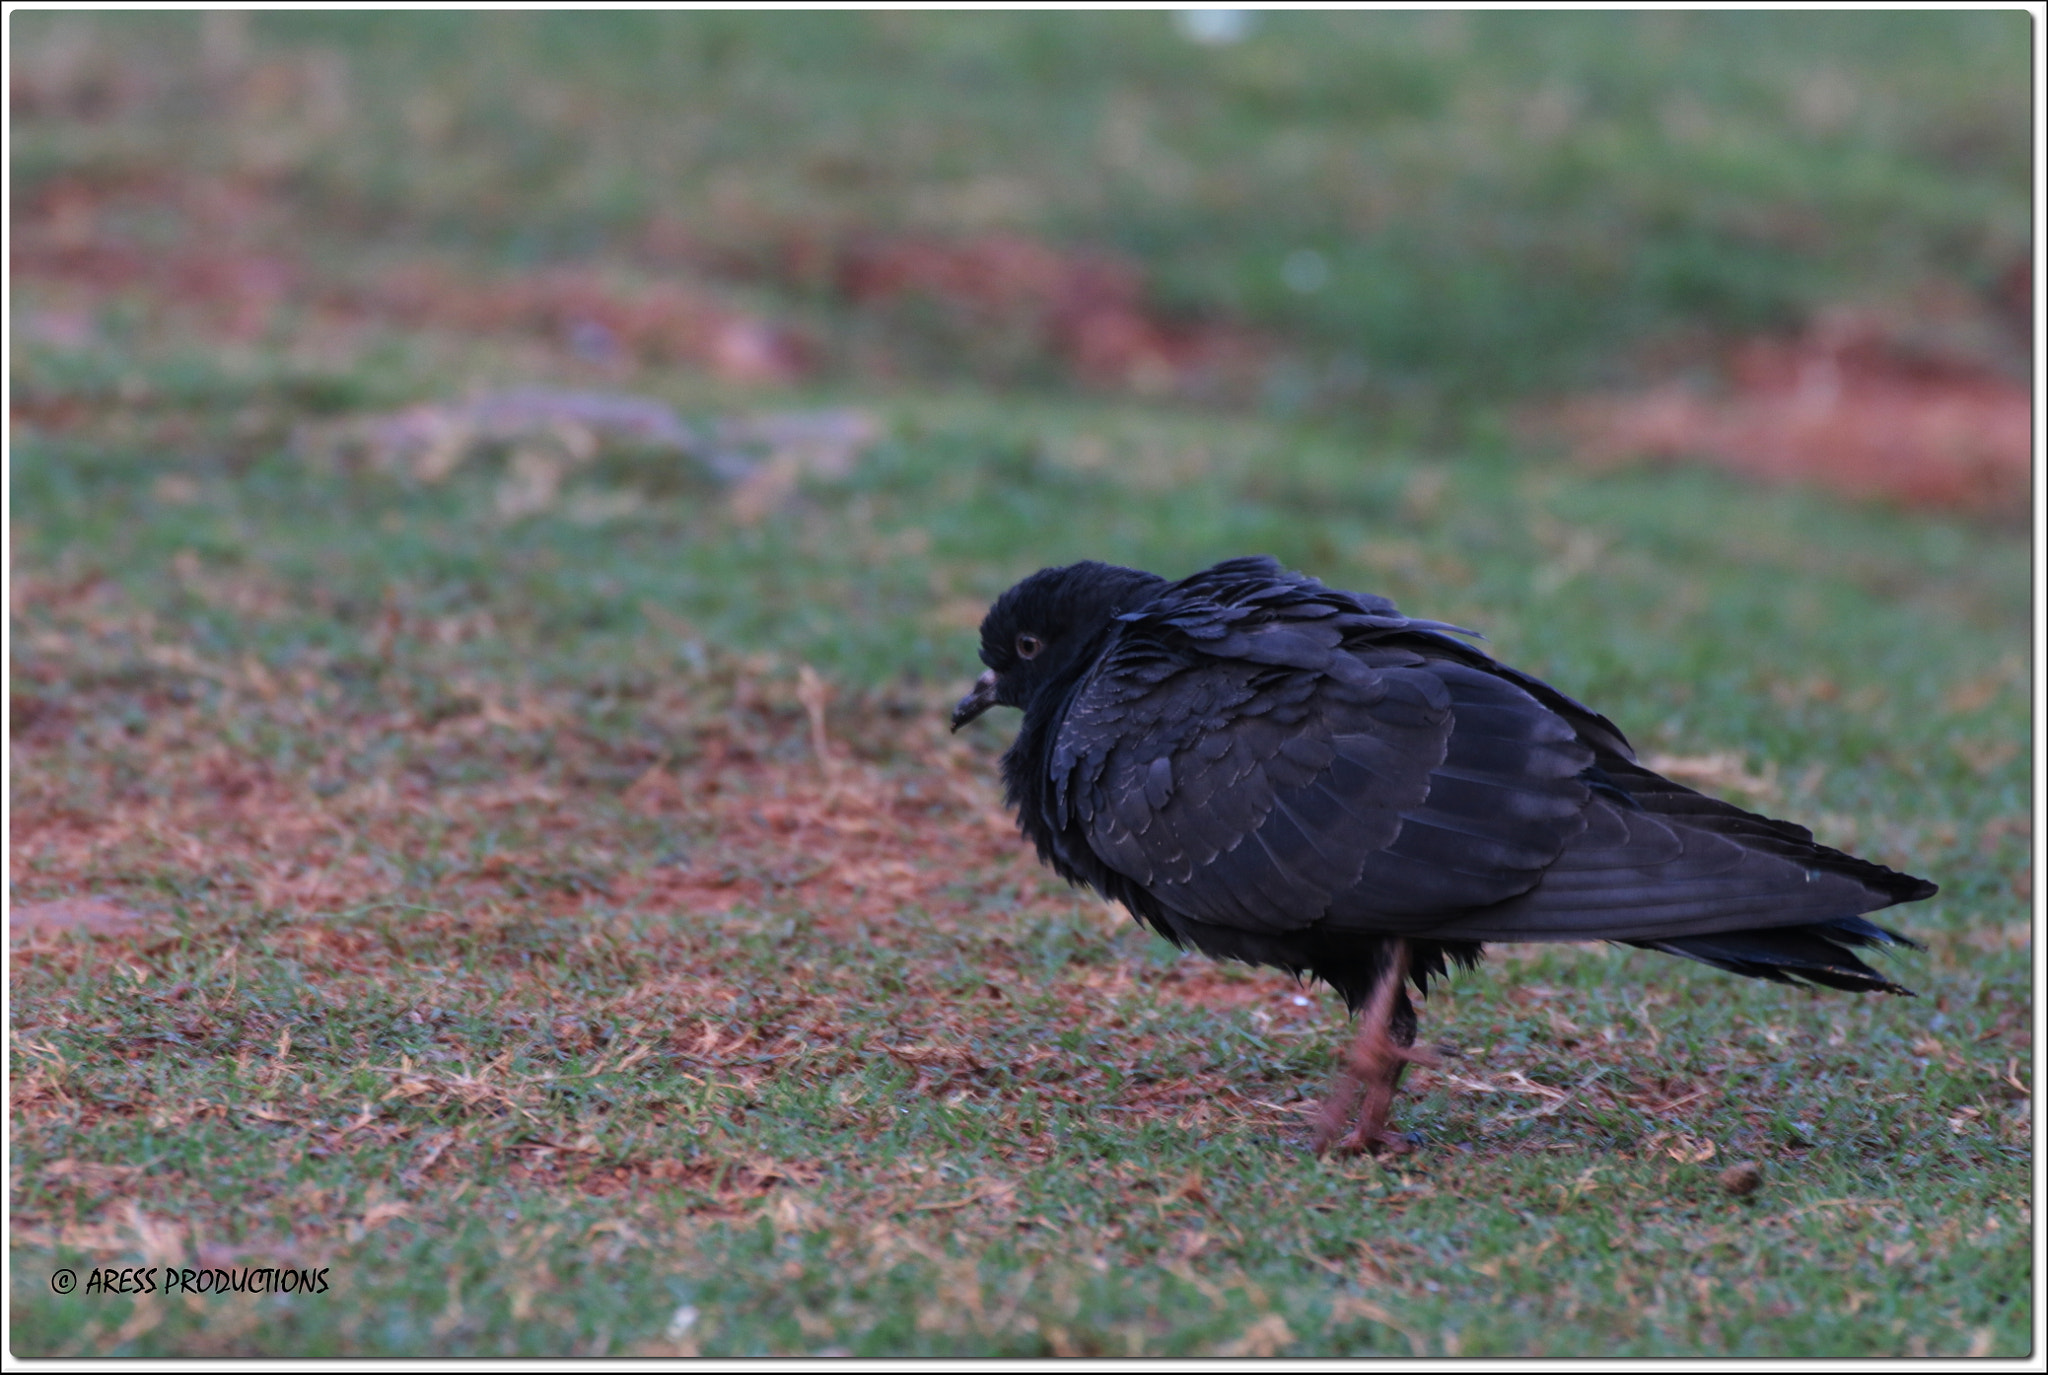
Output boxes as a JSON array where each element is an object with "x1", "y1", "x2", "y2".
[{"x1": 1313, "y1": 939, "x2": 1440, "y2": 1157}]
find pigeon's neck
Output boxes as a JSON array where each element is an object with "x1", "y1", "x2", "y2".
[
  {"x1": 998, "y1": 566, "x2": 1166, "y2": 864},
  {"x1": 1000, "y1": 621, "x2": 1115, "y2": 855},
  {"x1": 1004, "y1": 649, "x2": 1091, "y2": 800}
]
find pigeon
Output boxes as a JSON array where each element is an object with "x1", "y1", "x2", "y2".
[{"x1": 951, "y1": 556, "x2": 1934, "y2": 1154}]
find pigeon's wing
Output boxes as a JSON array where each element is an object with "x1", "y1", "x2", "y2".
[
  {"x1": 1047, "y1": 564, "x2": 1595, "y2": 934},
  {"x1": 1314, "y1": 657, "x2": 1596, "y2": 929},
  {"x1": 1420, "y1": 754, "x2": 1935, "y2": 943}
]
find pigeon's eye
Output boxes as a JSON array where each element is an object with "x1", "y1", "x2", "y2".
[{"x1": 1015, "y1": 633, "x2": 1045, "y2": 661}]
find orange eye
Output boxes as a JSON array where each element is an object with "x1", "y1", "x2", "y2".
[{"x1": 1015, "y1": 633, "x2": 1044, "y2": 660}]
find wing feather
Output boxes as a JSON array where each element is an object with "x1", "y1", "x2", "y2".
[
  {"x1": 1003, "y1": 557, "x2": 1929, "y2": 998},
  {"x1": 1050, "y1": 572, "x2": 1592, "y2": 934}
]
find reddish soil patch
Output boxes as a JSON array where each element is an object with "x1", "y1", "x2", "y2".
[
  {"x1": 337, "y1": 262, "x2": 814, "y2": 385},
  {"x1": 7, "y1": 596, "x2": 1221, "y2": 991},
  {"x1": 8, "y1": 621, "x2": 1336, "y2": 1152},
  {"x1": 1546, "y1": 306, "x2": 2031, "y2": 516},
  {"x1": 614, "y1": 744, "x2": 1058, "y2": 938},
  {"x1": 13, "y1": 174, "x2": 1270, "y2": 398},
  {"x1": 801, "y1": 230, "x2": 1272, "y2": 396},
  {"x1": 10, "y1": 174, "x2": 813, "y2": 384}
]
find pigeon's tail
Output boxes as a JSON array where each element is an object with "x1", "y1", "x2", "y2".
[{"x1": 1624, "y1": 915, "x2": 1921, "y2": 995}]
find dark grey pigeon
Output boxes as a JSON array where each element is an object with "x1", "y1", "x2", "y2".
[{"x1": 951, "y1": 556, "x2": 1934, "y2": 1154}]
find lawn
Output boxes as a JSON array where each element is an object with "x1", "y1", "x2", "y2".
[{"x1": 8, "y1": 11, "x2": 2034, "y2": 1358}]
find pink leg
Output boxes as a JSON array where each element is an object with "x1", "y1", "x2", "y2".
[{"x1": 1312, "y1": 939, "x2": 1440, "y2": 1157}]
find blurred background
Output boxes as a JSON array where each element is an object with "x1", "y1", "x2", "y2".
[
  {"x1": 9, "y1": 14, "x2": 2035, "y2": 1358},
  {"x1": 11, "y1": 8, "x2": 2032, "y2": 683}
]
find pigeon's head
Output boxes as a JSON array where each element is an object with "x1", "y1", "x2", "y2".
[{"x1": 951, "y1": 560, "x2": 1166, "y2": 731}]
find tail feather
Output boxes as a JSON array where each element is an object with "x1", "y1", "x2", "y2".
[{"x1": 1626, "y1": 916, "x2": 1920, "y2": 995}]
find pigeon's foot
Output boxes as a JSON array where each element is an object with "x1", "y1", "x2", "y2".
[
  {"x1": 1316, "y1": 1037, "x2": 1439, "y2": 1157},
  {"x1": 1312, "y1": 939, "x2": 1437, "y2": 1158}
]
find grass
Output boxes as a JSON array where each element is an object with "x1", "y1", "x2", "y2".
[
  {"x1": 7, "y1": 10, "x2": 2035, "y2": 1360},
  {"x1": 10, "y1": 10, "x2": 2030, "y2": 405}
]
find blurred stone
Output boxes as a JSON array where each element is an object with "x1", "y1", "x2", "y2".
[{"x1": 1719, "y1": 1161, "x2": 1764, "y2": 1196}]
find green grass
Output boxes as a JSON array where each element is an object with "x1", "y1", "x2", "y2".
[
  {"x1": 8, "y1": 10, "x2": 2033, "y2": 1359},
  {"x1": 10, "y1": 347, "x2": 2031, "y2": 1357},
  {"x1": 10, "y1": 10, "x2": 2030, "y2": 404}
]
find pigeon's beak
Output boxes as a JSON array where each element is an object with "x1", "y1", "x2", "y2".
[{"x1": 950, "y1": 669, "x2": 1001, "y2": 732}]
